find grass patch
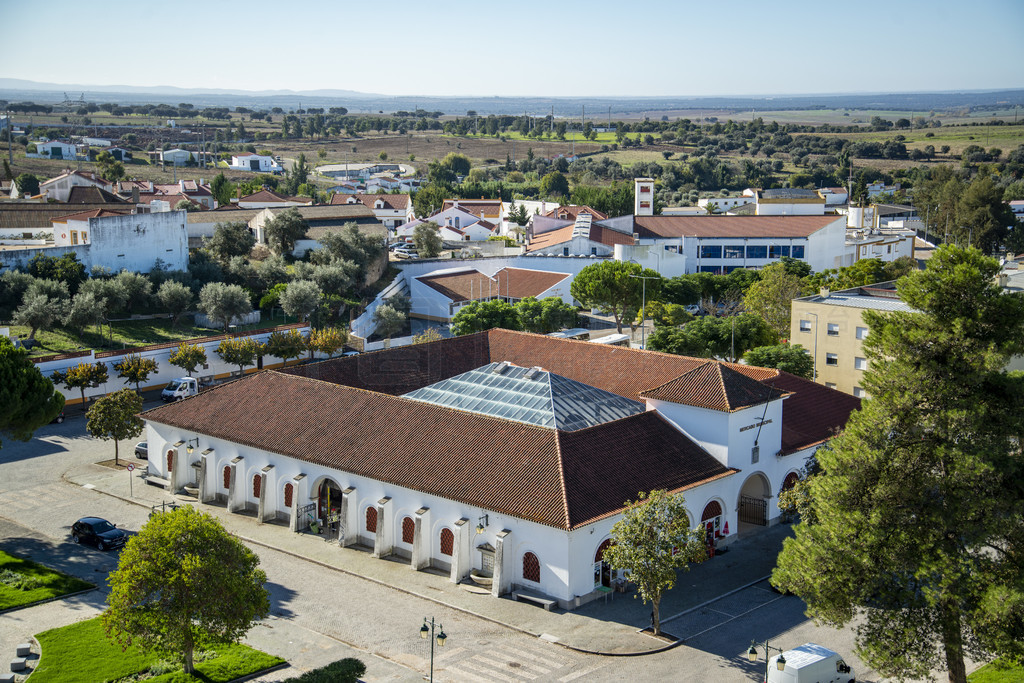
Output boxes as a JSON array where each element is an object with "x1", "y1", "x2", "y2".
[
  {"x1": 279, "y1": 658, "x2": 365, "y2": 682},
  {"x1": 970, "y1": 658, "x2": 1024, "y2": 682},
  {"x1": 32, "y1": 617, "x2": 284, "y2": 683},
  {"x1": 0, "y1": 550, "x2": 94, "y2": 611}
]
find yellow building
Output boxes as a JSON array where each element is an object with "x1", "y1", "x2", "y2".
[{"x1": 789, "y1": 282, "x2": 912, "y2": 397}]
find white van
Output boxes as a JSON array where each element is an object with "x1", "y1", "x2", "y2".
[
  {"x1": 768, "y1": 643, "x2": 855, "y2": 683},
  {"x1": 161, "y1": 377, "x2": 199, "y2": 402}
]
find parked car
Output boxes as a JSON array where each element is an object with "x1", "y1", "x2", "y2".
[
  {"x1": 71, "y1": 517, "x2": 127, "y2": 551},
  {"x1": 161, "y1": 377, "x2": 199, "y2": 402},
  {"x1": 50, "y1": 411, "x2": 65, "y2": 424},
  {"x1": 394, "y1": 249, "x2": 419, "y2": 259},
  {"x1": 134, "y1": 441, "x2": 148, "y2": 459}
]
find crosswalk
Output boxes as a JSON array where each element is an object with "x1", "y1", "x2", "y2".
[{"x1": 435, "y1": 640, "x2": 607, "y2": 682}]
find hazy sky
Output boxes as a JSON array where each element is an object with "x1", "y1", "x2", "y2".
[{"x1": 3, "y1": 0, "x2": 1022, "y2": 97}]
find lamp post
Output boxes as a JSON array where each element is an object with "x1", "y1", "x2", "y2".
[
  {"x1": 628, "y1": 262, "x2": 659, "y2": 350},
  {"x1": 419, "y1": 616, "x2": 447, "y2": 682},
  {"x1": 748, "y1": 639, "x2": 786, "y2": 682}
]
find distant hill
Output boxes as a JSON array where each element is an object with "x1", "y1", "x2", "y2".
[{"x1": 0, "y1": 78, "x2": 1021, "y2": 117}]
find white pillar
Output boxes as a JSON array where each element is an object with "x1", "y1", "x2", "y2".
[
  {"x1": 450, "y1": 518, "x2": 470, "y2": 584},
  {"x1": 257, "y1": 466, "x2": 274, "y2": 523},
  {"x1": 372, "y1": 496, "x2": 392, "y2": 558},
  {"x1": 288, "y1": 474, "x2": 305, "y2": 532},
  {"x1": 340, "y1": 486, "x2": 356, "y2": 547},
  {"x1": 411, "y1": 507, "x2": 430, "y2": 571},
  {"x1": 227, "y1": 457, "x2": 245, "y2": 513},
  {"x1": 492, "y1": 529, "x2": 512, "y2": 598},
  {"x1": 198, "y1": 450, "x2": 215, "y2": 504}
]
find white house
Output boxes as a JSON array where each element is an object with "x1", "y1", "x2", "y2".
[
  {"x1": 525, "y1": 212, "x2": 634, "y2": 257},
  {"x1": 39, "y1": 170, "x2": 113, "y2": 202},
  {"x1": 333, "y1": 193, "x2": 413, "y2": 230},
  {"x1": 50, "y1": 209, "x2": 189, "y2": 273},
  {"x1": 409, "y1": 266, "x2": 572, "y2": 322},
  {"x1": 754, "y1": 188, "x2": 827, "y2": 216},
  {"x1": 397, "y1": 207, "x2": 496, "y2": 242},
  {"x1": 139, "y1": 329, "x2": 859, "y2": 609},
  {"x1": 229, "y1": 153, "x2": 285, "y2": 174},
  {"x1": 29, "y1": 140, "x2": 79, "y2": 161},
  {"x1": 160, "y1": 148, "x2": 199, "y2": 166}
]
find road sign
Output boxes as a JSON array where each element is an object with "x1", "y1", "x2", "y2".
[{"x1": 126, "y1": 463, "x2": 135, "y2": 472}]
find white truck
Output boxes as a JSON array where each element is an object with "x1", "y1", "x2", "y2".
[
  {"x1": 767, "y1": 643, "x2": 855, "y2": 683},
  {"x1": 161, "y1": 377, "x2": 199, "y2": 402}
]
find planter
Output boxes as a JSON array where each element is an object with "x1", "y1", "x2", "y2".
[{"x1": 469, "y1": 570, "x2": 493, "y2": 588}]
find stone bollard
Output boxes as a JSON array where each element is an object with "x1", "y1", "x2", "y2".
[{"x1": 15, "y1": 644, "x2": 30, "y2": 657}]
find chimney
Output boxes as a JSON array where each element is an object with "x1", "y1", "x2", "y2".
[
  {"x1": 820, "y1": 288, "x2": 830, "y2": 298},
  {"x1": 131, "y1": 187, "x2": 140, "y2": 204}
]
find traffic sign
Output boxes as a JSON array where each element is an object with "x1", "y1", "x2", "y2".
[{"x1": 127, "y1": 463, "x2": 135, "y2": 472}]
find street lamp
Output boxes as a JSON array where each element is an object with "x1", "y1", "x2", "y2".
[
  {"x1": 475, "y1": 514, "x2": 489, "y2": 535},
  {"x1": 419, "y1": 616, "x2": 447, "y2": 682},
  {"x1": 184, "y1": 438, "x2": 200, "y2": 454},
  {"x1": 748, "y1": 639, "x2": 786, "y2": 681},
  {"x1": 627, "y1": 261, "x2": 659, "y2": 350}
]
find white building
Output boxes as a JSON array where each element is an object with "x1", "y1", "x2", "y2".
[
  {"x1": 140, "y1": 329, "x2": 859, "y2": 608},
  {"x1": 160, "y1": 148, "x2": 199, "y2": 166},
  {"x1": 40, "y1": 170, "x2": 113, "y2": 202},
  {"x1": 236, "y1": 189, "x2": 311, "y2": 210},
  {"x1": 754, "y1": 188, "x2": 827, "y2": 216},
  {"x1": 397, "y1": 207, "x2": 496, "y2": 242},
  {"x1": 333, "y1": 193, "x2": 414, "y2": 230},
  {"x1": 29, "y1": 140, "x2": 79, "y2": 160},
  {"x1": 525, "y1": 212, "x2": 633, "y2": 257},
  {"x1": 229, "y1": 153, "x2": 285, "y2": 174},
  {"x1": 410, "y1": 266, "x2": 571, "y2": 322},
  {"x1": 51, "y1": 209, "x2": 189, "y2": 273}
]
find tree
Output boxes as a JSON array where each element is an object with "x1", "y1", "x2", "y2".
[
  {"x1": 52, "y1": 362, "x2": 109, "y2": 413},
  {"x1": 742, "y1": 343, "x2": 813, "y2": 378},
  {"x1": 601, "y1": 490, "x2": 706, "y2": 636},
  {"x1": 646, "y1": 313, "x2": 776, "y2": 362},
  {"x1": 507, "y1": 200, "x2": 529, "y2": 226},
  {"x1": 204, "y1": 222, "x2": 255, "y2": 264},
  {"x1": 113, "y1": 353, "x2": 159, "y2": 393},
  {"x1": 95, "y1": 150, "x2": 125, "y2": 182},
  {"x1": 14, "y1": 292, "x2": 69, "y2": 339},
  {"x1": 515, "y1": 297, "x2": 578, "y2": 334},
  {"x1": 64, "y1": 291, "x2": 106, "y2": 333},
  {"x1": 742, "y1": 261, "x2": 803, "y2": 339},
  {"x1": 412, "y1": 327, "x2": 444, "y2": 344},
  {"x1": 28, "y1": 252, "x2": 87, "y2": 294},
  {"x1": 168, "y1": 342, "x2": 207, "y2": 377},
  {"x1": 570, "y1": 261, "x2": 662, "y2": 333},
  {"x1": 264, "y1": 329, "x2": 307, "y2": 366},
  {"x1": 113, "y1": 271, "x2": 152, "y2": 315},
  {"x1": 198, "y1": 283, "x2": 252, "y2": 331},
  {"x1": 86, "y1": 388, "x2": 143, "y2": 466},
  {"x1": 280, "y1": 280, "x2": 322, "y2": 323},
  {"x1": 0, "y1": 336, "x2": 64, "y2": 447},
  {"x1": 372, "y1": 304, "x2": 406, "y2": 344},
  {"x1": 103, "y1": 506, "x2": 270, "y2": 674},
  {"x1": 157, "y1": 281, "x2": 193, "y2": 328},
  {"x1": 772, "y1": 246, "x2": 1024, "y2": 683},
  {"x1": 210, "y1": 172, "x2": 233, "y2": 206},
  {"x1": 307, "y1": 327, "x2": 347, "y2": 359},
  {"x1": 264, "y1": 208, "x2": 309, "y2": 256},
  {"x1": 216, "y1": 336, "x2": 262, "y2": 376},
  {"x1": 14, "y1": 173, "x2": 39, "y2": 196},
  {"x1": 450, "y1": 299, "x2": 522, "y2": 336},
  {"x1": 413, "y1": 220, "x2": 443, "y2": 258},
  {"x1": 539, "y1": 171, "x2": 569, "y2": 198},
  {"x1": 955, "y1": 175, "x2": 1016, "y2": 252}
]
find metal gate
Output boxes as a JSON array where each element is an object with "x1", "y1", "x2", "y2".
[
  {"x1": 738, "y1": 496, "x2": 767, "y2": 526},
  {"x1": 297, "y1": 502, "x2": 316, "y2": 531}
]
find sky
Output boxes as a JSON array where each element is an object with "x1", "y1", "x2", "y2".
[{"x1": 2, "y1": 0, "x2": 1023, "y2": 98}]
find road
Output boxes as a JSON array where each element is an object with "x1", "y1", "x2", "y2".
[{"x1": 0, "y1": 409, "x2": 940, "y2": 682}]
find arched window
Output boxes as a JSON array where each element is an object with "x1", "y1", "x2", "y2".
[
  {"x1": 782, "y1": 472, "x2": 800, "y2": 491},
  {"x1": 166, "y1": 451, "x2": 174, "y2": 472},
  {"x1": 440, "y1": 528, "x2": 454, "y2": 556},
  {"x1": 522, "y1": 552, "x2": 540, "y2": 583},
  {"x1": 283, "y1": 483, "x2": 293, "y2": 508},
  {"x1": 402, "y1": 516, "x2": 415, "y2": 544},
  {"x1": 702, "y1": 501, "x2": 723, "y2": 521},
  {"x1": 222, "y1": 465, "x2": 231, "y2": 489},
  {"x1": 595, "y1": 539, "x2": 612, "y2": 563},
  {"x1": 252, "y1": 474, "x2": 262, "y2": 498},
  {"x1": 365, "y1": 506, "x2": 377, "y2": 533},
  {"x1": 702, "y1": 500, "x2": 723, "y2": 538}
]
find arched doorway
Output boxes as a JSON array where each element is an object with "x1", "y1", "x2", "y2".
[
  {"x1": 317, "y1": 479, "x2": 343, "y2": 522},
  {"x1": 594, "y1": 539, "x2": 613, "y2": 588},
  {"x1": 738, "y1": 472, "x2": 771, "y2": 529},
  {"x1": 702, "y1": 500, "x2": 724, "y2": 540}
]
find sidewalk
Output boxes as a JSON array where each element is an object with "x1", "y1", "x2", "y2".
[{"x1": 67, "y1": 459, "x2": 793, "y2": 656}]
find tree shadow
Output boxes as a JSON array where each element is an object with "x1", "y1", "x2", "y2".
[{"x1": 262, "y1": 580, "x2": 298, "y2": 620}]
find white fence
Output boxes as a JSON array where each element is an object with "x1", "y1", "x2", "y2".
[
  {"x1": 35, "y1": 323, "x2": 310, "y2": 406},
  {"x1": 362, "y1": 334, "x2": 415, "y2": 352}
]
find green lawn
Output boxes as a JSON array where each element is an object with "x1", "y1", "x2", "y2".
[
  {"x1": 32, "y1": 617, "x2": 284, "y2": 683},
  {"x1": 970, "y1": 659, "x2": 1024, "y2": 682},
  {"x1": 0, "y1": 550, "x2": 94, "y2": 611}
]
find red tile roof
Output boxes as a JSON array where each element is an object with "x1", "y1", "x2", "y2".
[
  {"x1": 239, "y1": 189, "x2": 300, "y2": 203},
  {"x1": 417, "y1": 267, "x2": 569, "y2": 303},
  {"x1": 526, "y1": 223, "x2": 634, "y2": 252},
  {"x1": 641, "y1": 361, "x2": 789, "y2": 412},
  {"x1": 66, "y1": 186, "x2": 128, "y2": 204},
  {"x1": 763, "y1": 371, "x2": 861, "y2": 455},
  {"x1": 51, "y1": 208, "x2": 131, "y2": 223},
  {"x1": 543, "y1": 205, "x2": 608, "y2": 221},
  {"x1": 142, "y1": 369, "x2": 733, "y2": 530},
  {"x1": 333, "y1": 193, "x2": 410, "y2": 210},
  {"x1": 632, "y1": 215, "x2": 842, "y2": 239},
  {"x1": 442, "y1": 199, "x2": 502, "y2": 216}
]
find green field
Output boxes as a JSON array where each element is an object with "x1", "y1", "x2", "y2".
[
  {"x1": 0, "y1": 550, "x2": 95, "y2": 611},
  {"x1": 969, "y1": 658, "x2": 1024, "y2": 682},
  {"x1": 32, "y1": 617, "x2": 284, "y2": 683}
]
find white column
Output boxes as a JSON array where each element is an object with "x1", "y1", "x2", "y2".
[
  {"x1": 372, "y1": 496, "x2": 392, "y2": 558},
  {"x1": 198, "y1": 450, "x2": 215, "y2": 504},
  {"x1": 257, "y1": 466, "x2": 274, "y2": 523},
  {"x1": 411, "y1": 507, "x2": 430, "y2": 571},
  {"x1": 288, "y1": 474, "x2": 305, "y2": 532},
  {"x1": 492, "y1": 529, "x2": 512, "y2": 598},
  {"x1": 227, "y1": 457, "x2": 245, "y2": 513},
  {"x1": 340, "y1": 486, "x2": 356, "y2": 547},
  {"x1": 450, "y1": 518, "x2": 470, "y2": 584}
]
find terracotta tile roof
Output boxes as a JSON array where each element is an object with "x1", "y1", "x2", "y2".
[
  {"x1": 442, "y1": 199, "x2": 502, "y2": 216},
  {"x1": 137, "y1": 193, "x2": 200, "y2": 208},
  {"x1": 632, "y1": 215, "x2": 842, "y2": 239},
  {"x1": 525, "y1": 223, "x2": 634, "y2": 252},
  {"x1": 641, "y1": 361, "x2": 789, "y2": 412},
  {"x1": 239, "y1": 189, "x2": 300, "y2": 203},
  {"x1": 142, "y1": 368, "x2": 733, "y2": 530},
  {"x1": 332, "y1": 193, "x2": 410, "y2": 210},
  {"x1": 51, "y1": 208, "x2": 131, "y2": 223},
  {"x1": 543, "y1": 205, "x2": 608, "y2": 221},
  {"x1": 763, "y1": 371, "x2": 861, "y2": 455},
  {"x1": 0, "y1": 203, "x2": 118, "y2": 230},
  {"x1": 417, "y1": 267, "x2": 569, "y2": 303}
]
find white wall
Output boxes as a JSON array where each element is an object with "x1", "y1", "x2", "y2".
[{"x1": 83, "y1": 211, "x2": 189, "y2": 273}]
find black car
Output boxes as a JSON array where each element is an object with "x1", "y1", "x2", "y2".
[
  {"x1": 51, "y1": 411, "x2": 65, "y2": 424},
  {"x1": 72, "y1": 517, "x2": 127, "y2": 551}
]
